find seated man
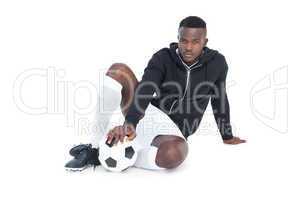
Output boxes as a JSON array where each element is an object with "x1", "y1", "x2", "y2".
[{"x1": 65, "y1": 16, "x2": 246, "y2": 171}]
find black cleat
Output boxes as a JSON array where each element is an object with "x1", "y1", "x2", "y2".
[{"x1": 65, "y1": 144, "x2": 101, "y2": 172}]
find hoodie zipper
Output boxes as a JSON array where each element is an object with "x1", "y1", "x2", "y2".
[
  {"x1": 168, "y1": 53, "x2": 203, "y2": 114},
  {"x1": 180, "y1": 63, "x2": 203, "y2": 100}
]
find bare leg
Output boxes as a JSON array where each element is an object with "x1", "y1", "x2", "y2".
[{"x1": 151, "y1": 135, "x2": 188, "y2": 169}]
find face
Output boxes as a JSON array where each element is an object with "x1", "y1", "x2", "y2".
[{"x1": 178, "y1": 27, "x2": 208, "y2": 65}]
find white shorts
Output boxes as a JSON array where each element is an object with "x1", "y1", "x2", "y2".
[{"x1": 134, "y1": 103, "x2": 185, "y2": 147}]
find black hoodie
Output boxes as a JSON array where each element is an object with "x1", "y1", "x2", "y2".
[{"x1": 124, "y1": 43, "x2": 234, "y2": 140}]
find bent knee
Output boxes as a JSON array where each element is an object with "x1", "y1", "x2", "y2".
[
  {"x1": 155, "y1": 138, "x2": 188, "y2": 169},
  {"x1": 110, "y1": 63, "x2": 128, "y2": 70},
  {"x1": 107, "y1": 63, "x2": 137, "y2": 86}
]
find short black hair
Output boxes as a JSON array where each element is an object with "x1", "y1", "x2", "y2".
[{"x1": 179, "y1": 16, "x2": 206, "y2": 29}]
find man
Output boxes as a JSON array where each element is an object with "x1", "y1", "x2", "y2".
[{"x1": 65, "y1": 16, "x2": 246, "y2": 171}]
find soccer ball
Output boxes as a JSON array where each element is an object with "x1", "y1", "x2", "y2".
[{"x1": 98, "y1": 137, "x2": 139, "y2": 172}]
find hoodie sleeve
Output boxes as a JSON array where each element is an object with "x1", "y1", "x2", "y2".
[
  {"x1": 210, "y1": 55, "x2": 234, "y2": 140},
  {"x1": 124, "y1": 53, "x2": 165, "y2": 128}
]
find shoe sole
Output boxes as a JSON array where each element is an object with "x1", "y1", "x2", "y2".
[{"x1": 65, "y1": 164, "x2": 93, "y2": 172}]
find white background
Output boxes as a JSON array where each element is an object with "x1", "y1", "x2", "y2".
[{"x1": 0, "y1": 0, "x2": 299, "y2": 199}]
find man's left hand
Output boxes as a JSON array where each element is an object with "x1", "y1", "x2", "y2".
[{"x1": 223, "y1": 136, "x2": 246, "y2": 145}]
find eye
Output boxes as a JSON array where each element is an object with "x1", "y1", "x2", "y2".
[{"x1": 179, "y1": 39, "x2": 187, "y2": 44}]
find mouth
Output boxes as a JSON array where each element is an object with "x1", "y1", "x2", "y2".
[{"x1": 183, "y1": 53, "x2": 193, "y2": 59}]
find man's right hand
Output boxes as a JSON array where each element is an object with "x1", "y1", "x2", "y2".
[{"x1": 106, "y1": 123, "x2": 136, "y2": 145}]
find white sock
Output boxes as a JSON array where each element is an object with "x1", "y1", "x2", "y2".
[
  {"x1": 134, "y1": 146, "x2": 164, "y2": 170},
  {"x1": 85, "y1": 75, "x2": 123, "y2": 148},
  {"x1": 86, "y1": 93, "x2": 112, "y2": 149}
]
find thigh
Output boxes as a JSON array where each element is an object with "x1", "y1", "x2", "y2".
[{"x1": 135, "y1": 104, "x2": 184, "y2": 148}]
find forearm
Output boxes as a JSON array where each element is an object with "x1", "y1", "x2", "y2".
[{"x1": 211, "y1": 93, "x2": 234, "y2": 140}]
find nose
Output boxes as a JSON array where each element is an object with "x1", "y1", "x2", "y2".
[{"x1": 185, "y1": 43, "x2": 192, "y2": 51}]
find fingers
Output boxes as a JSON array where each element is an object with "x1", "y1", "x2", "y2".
[
  {"x1": 105, "y1": 125, "x2": 136, "y2": 145},
  {"x1": 239, "y1": 139, "x2": 247, "y2": 143},
  {"x1": 223, "y1": 137, "x2": 246, "y2": 145},
  {"x1": 106, "y1": 130, "x2": 114, "y2": 144},
  {"x1": 105, "y1": 126, "x2": 126, "y2": 146},
  {"x1": 235, "y1": 137, "x2": 246, "y2": 144},
  {"x1": 115, "y1": 126, "x2": 126, "y2": 145},
  {"x1": 105, "y1": 136, "x2": 115, "y2": 147},
  {"x1": 119, "y1": 127, "x2": 126, "y2": 143}
]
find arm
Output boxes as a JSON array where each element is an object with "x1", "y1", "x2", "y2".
[
  {"x1": 210, "y1": 66, "x2": 233, "y2": 140},
  {"x1": 124, "y1": 54, "x2": 165, "y2": 128},
  {"x1": 210, "y1": 56, "x2": 246, "y2": 144},
  {"x1": 106, "y1": 54, "x2": 165, "y2": 145}
]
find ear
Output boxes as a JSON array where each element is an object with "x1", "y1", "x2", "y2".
[{"x1": 204, "y1": 38, "x2": 208, "y2": 46}]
